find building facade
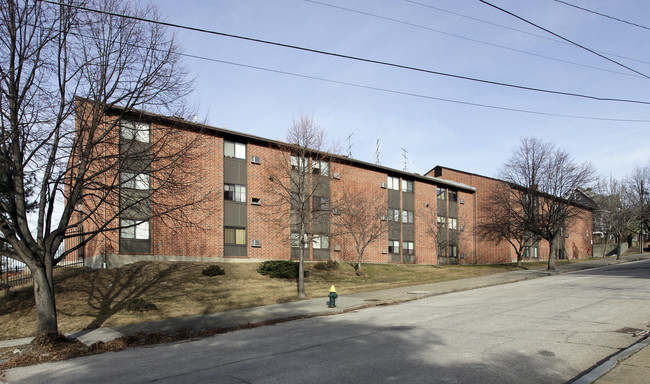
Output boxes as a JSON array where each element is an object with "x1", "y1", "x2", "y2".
[
  {"x1": 430, "y1": 166, "x2": 594, "y2": 264},
  {"x1": 71, "y1": 106, "x2": 593, "y2": 267}
]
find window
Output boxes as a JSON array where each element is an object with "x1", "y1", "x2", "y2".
[
  {"x1": 388, "y1": 208, "x2": 400, "y2": 222},
  {"x1": 448, "y1": 217, "x2": 458, "y2": 230},
  {"x1": 312, "y1": 160, "x2": 329, "y2": 176},
  {"x1": 401, "y1": 180, "x2": 413, "y2": 193},
  {"x1": 449, "y1": 190, "x2": 458, "y2": 203},
  {"x1": 388, "y1": 240, "x2": 400, "y2": 254},
  {"x1": 402, "y1": 210, "x2": 414, "y2": 224},
  {"x1": 291, "y1": 233, "x2": 309, "y2": 248},
  {"x1": 290, "y1": 155, "x2": 307, "y2": 172},
  {"x1": 313, "y1": 196, "x2": 330, "y2": 211},
  {"x1": 449, "y1": 245, "x2": 458, "y2": 258},
  {"x1": 437, "y1": 187, "x2": 446, "y2": 200},
  {"x1": 403, "y1": 241, "x2": 414, "y2": 255},
  {"x1": 120, "y1": 219, "x2": 150, "y2": 240},
  {"x1": 224, "y1": 227, "x2": 246, "y2": 245},
  {"x1": 121, "y1": 120, "x2": 150, "y2": 143},
  {"x1": 437, "y1": 216, "x2": 446, "y2": 226},
  {"x1": 387, "y1": 176, "x2": 399, "y2": 190},
  {"x1": 312, "y1": 235, "x2": 330, "y2": 249},
  {"x1": 224, "y1": 141, "x2": 246, "y2": 159},
  {"x1": 121, "y1": 172, "x2": 149, "y2": 190},
  {"x1": 224, "y1": 184, "x2": 246, "y2": 202}
]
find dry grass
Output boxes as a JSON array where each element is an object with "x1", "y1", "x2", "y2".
[{"x1": 0, "y1": 260, "x2": 529, "y2": 340}]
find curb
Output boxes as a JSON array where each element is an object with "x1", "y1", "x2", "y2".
[{"x1": 569, "y1": 336, "x2": 650, "y2": 384}]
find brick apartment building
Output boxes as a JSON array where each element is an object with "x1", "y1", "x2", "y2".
[
  {"x1": 430, "y1": 166, "x2": 594, "y2": 264},
  {"x1": 71, "y1": 106, "x2": 593, "y2": 268}
]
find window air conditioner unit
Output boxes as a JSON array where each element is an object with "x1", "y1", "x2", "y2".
[
  {"x1": 332, "y1": 208, "x2": 340, "y2": 215},
  {"x1": 333, "y1": 245, "x2": 341, "y2": 252},
  {"x1": 251, "y1": 239, "x2": 261, "y2": 248},
  {"x1": 251, "y1": 156, "x2": 261, "y2": 164},
  {"x1": 459, "y1": 198, "x2": 465, "y2": 204},
  {"x1": 381, "y1": 215, "x2": 387, "y2": 221},
  {"x1": 380, "y1": 182, "x2": 387, "y2": 189},
  {"x1": 333, "y1": 172, "x2": 341, "y2": 180},
  {"x1": 251, "y1": 198, "x2": 261, "y2": 206}
]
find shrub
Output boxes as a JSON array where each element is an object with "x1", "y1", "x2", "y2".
[
  {"x1": 125, "y1": 298, "x2": 158, "y2": 313},
  {"x1": 314, "y1": 260, "x2": 339, "y2": 271},
  {"x1": 202, "y1": 265, "x2": 225, "y2": 277},
  {"x1": 258, "y1": 260, "x2": 302, "y2": 279}
]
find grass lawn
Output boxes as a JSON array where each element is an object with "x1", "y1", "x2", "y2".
[{"x1": 0, "y1": 260, "x2": 536, "y2": 340}]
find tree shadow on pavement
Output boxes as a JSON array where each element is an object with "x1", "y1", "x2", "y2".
[{"x1": 6, "y1": 314, "x2": 581, "y2": 384}]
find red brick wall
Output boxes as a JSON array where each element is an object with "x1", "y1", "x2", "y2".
[
  {"x1": 248, "y1": 143, "x2": 292, "y2": 260},
  {"x1": 329, "y1": 161, "x2": 389, "y2": 264},
  {"x1": 151, "y1": 128, "x2": 223, "y2": 259}
]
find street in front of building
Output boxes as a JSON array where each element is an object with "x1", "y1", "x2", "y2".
[{"x1": 6, "y1": 260, "x2": 650, "y2": 384}]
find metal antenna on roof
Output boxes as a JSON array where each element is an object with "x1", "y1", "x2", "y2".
[
  {"x1": 346, "y1": 132, "x2": 354, "y2": 157},
  {"x1": 401, "y1": 147, "x2": 410, "y2": 172},
  {"x1": 375, "y1": 139, "x2": 381, "y2": 165}
]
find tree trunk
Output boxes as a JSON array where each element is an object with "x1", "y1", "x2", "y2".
[
  {"x1": 32, "y1": 266, "x2": 59, "y2": 339},
  {"x1": 616, "y1": 240, "x2": 622, "y2": 260},
  {"x1": 547, "y1": 239, "x2": 556, "y2": 271},
  {"x1": 297, "y1": 228, "x2": 306, "y2": 298},
  {"x1": 356, "y1": 251, "x2": 364, "y2": 276}
]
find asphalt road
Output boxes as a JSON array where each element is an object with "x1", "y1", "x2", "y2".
[{"x1": 6, "y1": 260, "x2": 650, "y2": 384}]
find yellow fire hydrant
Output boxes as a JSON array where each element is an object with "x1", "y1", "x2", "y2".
[{"x1": 328, "y1": 285, "x2": 338, "y2": 308}]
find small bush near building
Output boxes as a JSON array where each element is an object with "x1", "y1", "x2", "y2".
[
  {"x1": 202, "y1": 265, "x2": 225, "y2": 277},
  {"x1": 125, "y1": 298, "x2": 158, "y2": 313},
  {"x1": 314, "y1": 260, "x2": 339, "y2": 271},
  {"x1": 258, "y1": 260, "x2": 303, "y2": 279}
]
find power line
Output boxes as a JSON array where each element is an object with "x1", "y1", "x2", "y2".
[
  {"x1": 179, "y1": 51, "x2": 650, "y2": 123},
  {"x1": 305, "y1": 0, "x2": 642, "y2": 79},
  {"x1": 49, "y1": 21, "x2": 650, "y2": 123},
  {"x1": 40, "y1": 0, "x2": 650, "y2": 106},
  {"x1": 406, "y1": 0, "x2": 650, "y2": 66},
  {"x1": 479, "y1": 0, "x2": 650, "y2": 79},
  {"x1": 553, "y1": 0, "x2": 650, "y2": 31}
]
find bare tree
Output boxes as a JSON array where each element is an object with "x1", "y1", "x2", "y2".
[
  {"x1": 264, "y1": 115, "x2": 335, "y2": 298},
  {"x1": 499, "y1": 137, "x2": 595, "y2": 270},
  {"x1": 477, "y1": 182, "x2": 536, "y2": 266},
  {"x1": 331, "y1": 185, "x2": 387, "y2": 276},
  {"x1": 0, "y1": 0, "x2": 211, "y2": 341},
  {"x1": 627, "y1": 161, "x2": 650, "y2": 252},
  {"x1": 594, "y1": 176, "x2": 635, "y2": 259},
  {"x1": 418, "y1": 205, "x2": 444, "y2": 266}
]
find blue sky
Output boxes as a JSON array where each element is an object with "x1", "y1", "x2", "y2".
[{"x1": 154, "y1": 0, "x2": 650, "y2": 181}]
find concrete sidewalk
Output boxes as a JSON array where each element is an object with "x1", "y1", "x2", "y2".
[{"x1": 2, "y1": 254, "x2": 649, "y2": 383}]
